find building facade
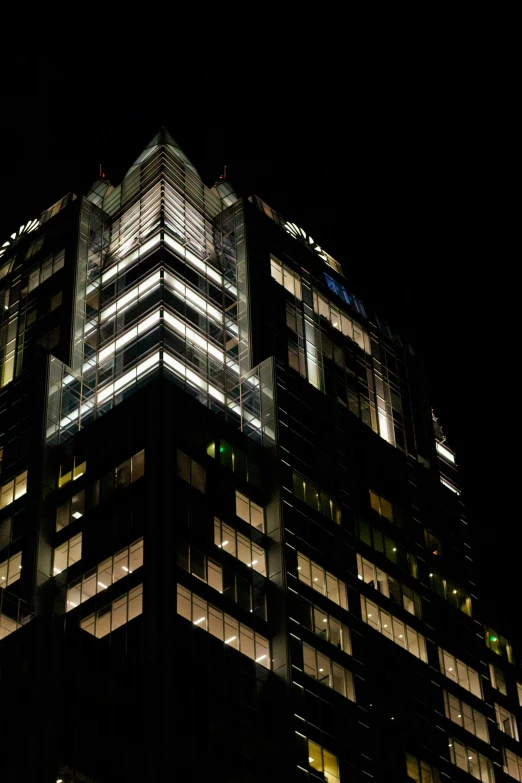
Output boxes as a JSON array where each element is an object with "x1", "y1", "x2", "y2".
[{"x1": 0, "y1": 129, "x2": 519, "y2": 782}]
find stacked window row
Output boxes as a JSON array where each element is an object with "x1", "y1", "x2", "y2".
[
  {"x1": 360, "y1": 595, "x2": 427, "y2": 662},
  {"x1": 177, "y1": 584, "x2": 270, "y2": 669},
  {"x1": 81, "y1": 584, "x2": 143, "y2": 639},
  {"x1": 66, "y1": 538, "x2": 143, "y2": 610}
]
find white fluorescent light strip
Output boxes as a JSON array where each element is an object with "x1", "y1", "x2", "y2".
[
  {"x1": 164, "y1": 271, "x2": 222, "y2": 324},
  {"x1": 163, "y1": 353, "x2": 225, "y2": 403},
  {"x1": 99, "y1": 271, "x2": 161, "y2": 323},
  {"x1": 98, "y1": 310, "x2": 161, "y2": 364},
  {"x1": 436, "y1": 442, "x2": 456, "y2": 464},
  {"x1": 102, "y1": 234, "x2": 161, "y2": 284},
  {"x1": 163, "y1": 311, "x2": 225, "y2": 363},
  {"x1": 440, "y1": 477, "x2": 461, "y2": 495},
  {"x1": 164, "y1": 234, "x2": 222, "y2": 286}
]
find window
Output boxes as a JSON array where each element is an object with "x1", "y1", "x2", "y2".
[
  {"x1": 0, "y1": 471, "x2": 28, "y2": 509},
  {"x1": 297, "y1": 552, "x2": 348, "y2": 610},
  {"x1": 369, "y1": 489, "x2": 394, "y2": 522},
  {"x1": 485, "y1": 627, "x2": 513, "y2": 663},
  {"x1": 270, "y1": 255, "x2": 302, "y2": 299},
  {"x1": 53, "y1": 533, "x2": 82, "y2": 575},
  {"x1": 360, "y1": 595, "x2": 427, "y2": 662},
  {"x1": 357, "y1": 554, "x2": 422, "y2": 618},
  {"x1": 25, "y1": 236, "x2": 44, "y2": 260},
  {"x1": 429, "y1": 571, "x2": 472, "y2": 616},
  {"x1": 214, "y1": 518, "x2": 266, "y2": 576},
  {"x1": 176, "y1": 584, "x2": 270, "y2": 669},
  {"x1": 27, "y1": 248, "x2": 64, "y2": 292},
  {"x1": 101, "y1": 450, "x2": 145, "y2": 498},
  {"x1": 58, "y1": 458, "x2": 86, "y2": 488},
  {"x1": 307, "y1": 739, "x2": 340, "y2": 783},
  {"x1": 302, "y1": 641, "x2": 355, "y2": 702},
  {"x1": 490, "y1": 663, "x2": 507, "y2": 696},
  {"x1": 66, "y1": 538, "x2": 143, "y2": 611},
  {"x1": 443, "y1": 691, "x2": 488, "y2": 742},
  {"x1": 180, "y1": 538, "x2": 266, "y2": 618},
  {"x1": 80, "y1": 584, "x2": 143, "y2": 639},
  {"x1": 293, "y1": 470, "x2": 341, "y2": 525},
  {"x1": 449, "y1": 738, "x2": 493, "y2": 782},
  {"x1": 355, "y1": 518, "x2": 418, "y2": 578},
  {"x1": 518, "y1": 682, "x2": 522, "y2": 707},
  {"x1": 405, "y1": 753, "x2": 440, "y2": 783},
  {"x1": 235, "y1": 491, "x2": 264, "y2": 532},
  {"x1": 496, "y1": 703, "x2": 519, "y2": 740},
  {"x1": 438, "y1": 648, "x2": 483, "y2": 699},
  {"x1": 424, "y1": 529, "x2": 442, "y2": 557},
  {"x1": 176, "y1": 450, "x2": 205, "y2": 492},
  {"x1": 206, "y1": 439, "x2": 251, "y2": 483},
  {"x1": 504, "y1": 748, "x2": 522, "y2": 781},
  {"x1": 0, "y1": 550, "x2": 22, "y2": 587},
  {"x1": 56, "y1": 489, "x2": 85, "y2": 531},
  {"x1": 314, "y1": 287, "x2": 371, "y2": 354},
  {"x1": 300, "y1": 599, "x2": 351, "y2": 654}
]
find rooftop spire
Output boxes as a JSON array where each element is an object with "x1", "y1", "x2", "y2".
[{"x1": 125, "y1": 126, "x2": 200, "y2": 178}]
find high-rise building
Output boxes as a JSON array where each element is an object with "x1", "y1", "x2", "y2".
[{"x1": 0, "y1": 129, "x2": 518, "y2": 783}]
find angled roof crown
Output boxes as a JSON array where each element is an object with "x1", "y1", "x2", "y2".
[{"x1": 125, "y1": 126, "x2": 199, "y2": 178}]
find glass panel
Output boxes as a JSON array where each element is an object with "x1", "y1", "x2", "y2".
[
  {"x1": 239, "y1": 625, "x2": 255, "y2": 660},
  {"x1": 131, "y1": 450, "x2": 145, "y2": 481},
  {"x1": 71, "y1": 490, "x2": 84, "y2": 520},
  {"x1": 207, "y1": 559, "x2": 222, "y2": 592},
  {"x1": 254, "y1": 634, "x2": 269, "y2": 667},
  {"x1": 56, "y1": 499, "x2": 70, "y2": 531},
  {"x1": 208, "y1": 604, "x2": 222, "y2": 639},
  {"x1": 311, "y1": 563, "x2": 325, "y2": 594},
  {"x1": 128, "y1": 584, "x2": 142, "y2": 621},
  {"x1": 250, "y1": 501, "x2": 264, "y2": 531},
  {"x1": 224, "y1": 614, "x2": 239, "y2": 649},
  {"x1": 236, "y1": 491, "x2": 249, "y2": 523},
  {"x1": 97, "y1": 559, "x2": 112, "y2": 592},
  {"x1": 53, "y1": 542, "x2": 68, "y2": 575},
  {"x1": 303, "y1": 643, "x2": 316, "y2": 677},
  {"x1": 297, "y1": 553, "x2": 311, "y2": 585},
  {"x1": 68, "y1": 533, "x2": 82, "y2": 565},
  {"x1": 111, "y1": 595, "x2": 128, "y2": 631},
  {"x1": 129, "y1": 539, "x2": 143, "y2": 572},
  {"x1": 177, "y1": 585, "x2": 191, "y2": 620}
]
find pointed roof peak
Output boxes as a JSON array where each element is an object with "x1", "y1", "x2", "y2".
[{"x1": 125, "y1": 127, "x2": 200, "y2": 178}]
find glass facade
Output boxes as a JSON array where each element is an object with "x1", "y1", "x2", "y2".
[{"x1": 0, "y1": 128, "x2": 519, "y2": 782}]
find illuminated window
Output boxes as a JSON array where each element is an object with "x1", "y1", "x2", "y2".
[
  {"x1": 214, "y1": 518, "x2": 266, "y2": 576},
  {"x1": 429, "y1": 571, "x2": 472, "y2": 616},
  {"x1": 307, "y1": 740, "x2": 340, "y2": 783},
  {"x1": 297, "y1": 552, "x2": 348, "y2": 610},
  {"x1": 56, "y1": 489, "x2": 85, "y2": 531},
  {"x1": 495, "y1": 703, "x2": 519, "y2": 740},
  {"x1": 360, "y1": 595, "x2": 427, "y2": 662},
  {"x1": 0, "y1": 471, "x2": 28, "y2": 509},
  {"x1": 438, "y1": 648, "x2": 483, "y2": 699},
  {"x1": 369, "y1": 489, "x2": 395, "y2": 522},
  {"x1": 485, "y1": 627, "x2": 513, "y2": 663},
  {"x1": 293, "y1": 470, "x2": 341, "y2": 525},
  {"x1": 517, "y1": 682, "x2": 522, "y2": 707},
  {"x1": 53, "y1": 533, "x2": 82, "y2": 575},
  {"x1": 80, "y1": 584, "x2": 143, "y2": 639},
  {"x1": 302, "y1": 642, "x2": 355, "y2": 701},
  {"x1": 490, "y1": 663, "x2": 507, "y2": 696},
  {"x1": 504, "y1": 748, "x2": 522, "y2": 781},
  {"x1": 448, "y1": 737, "x2": 493, "y2": 782},
  {"x1": 405, "y1": 753, "x2": 440, "y2": 783},
  {"x1": 443, "y1": 691, "x2": 488, "y2": 742},
  {"x1": 424, "y1": 529, "x2": 442, "y2": 557},
  {"x1": 235, "y1": 491, "x2": 264, "y2": 532},
  {"x1": 58, "y1": 458, "x2": 86, "y2": 488},
  {"x1": 0, "y1": 550, "x2": 22, "y2": 587},
  {"x1": 357, "y1": 554, "x2": 421, "y2": 618},
  {"x1": 315, "y1": 287, "x2": 371, "y2": 354},
  {"x1": 269, "y1": 255, "x2": 302, "y2": 299},
  {"x1": 66, "y1": 538, "x2": 143, "y2": 611},
  {"x1": 176, "y1": 450, "x2": 205, "y2": 493},
  {"x1": 176, "y1": 584, "x2": 270, "y2": 668},
  {"x1": 300, "y1": 599, "x2": 351, "y2": 655}
]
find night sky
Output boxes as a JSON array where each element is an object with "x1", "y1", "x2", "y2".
[{"x1": 1, "y1": 48, "x2": 515, "y2": 642}]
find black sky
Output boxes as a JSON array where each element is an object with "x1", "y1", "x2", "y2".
[{"x1": 1, "y1": 43, "x2": 516, "y2": 640}]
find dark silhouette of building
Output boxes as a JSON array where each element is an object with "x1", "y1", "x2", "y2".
[{"x1": 0, "y1": 129, "x2": 519, "y2": 782}]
